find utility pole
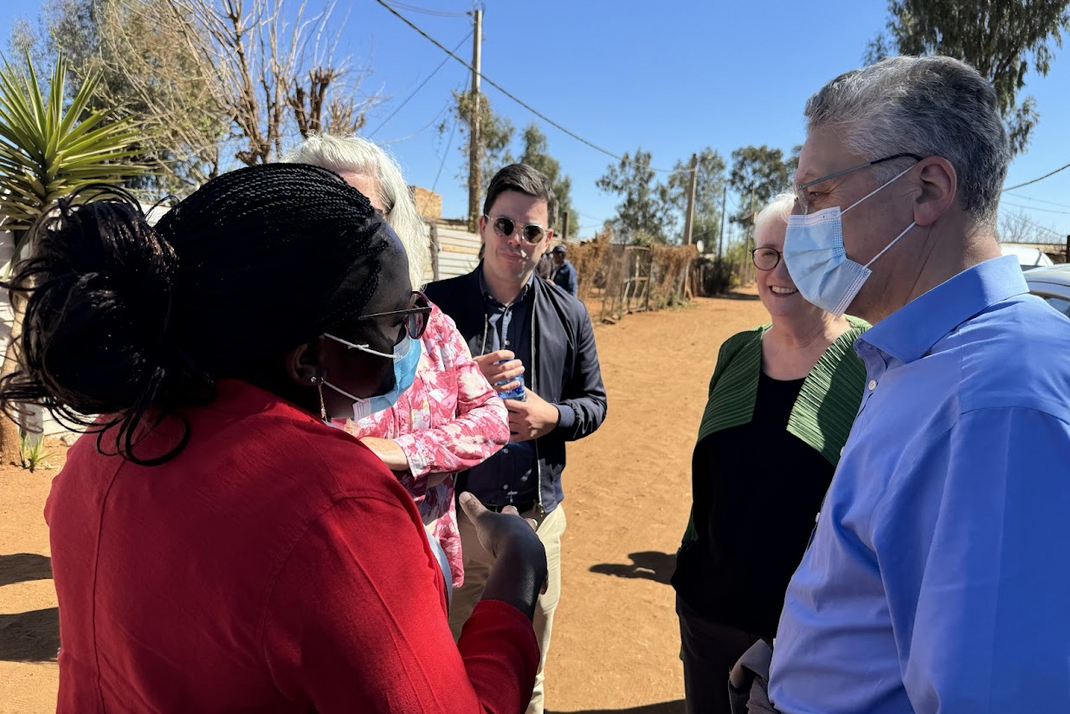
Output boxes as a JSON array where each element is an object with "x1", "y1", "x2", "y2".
[
  {"x1": 748, "y1": 186, "x2": 756, "y2": 283},
  {"x1": 1065, "y1": 234, "x2": 1069, "y2": 264},
  {"x1": 466, "y1": 8, "x2": 483, "y2": 230},
  {"x1": 683, "y1": 153, "x2": 698, "y2": 245},
  {"x1": 561, "y1": 211, "x2": 570, "y2": 242},
  {"x1": 717, "y1": 185, "x2": 727, "y2": 264}
]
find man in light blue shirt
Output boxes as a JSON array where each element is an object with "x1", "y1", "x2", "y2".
[{"x1": 766, "y1": 56, "x2": 1070, "y2": 714}]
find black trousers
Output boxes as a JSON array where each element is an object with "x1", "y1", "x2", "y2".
[{"x1": 677, "y1": 595, "x2": 762, "y2": 714}]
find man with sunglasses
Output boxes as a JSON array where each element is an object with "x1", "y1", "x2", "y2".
[
  {"x1": 425, "y1": 163, "x2": 607, "y2": 714},
  {"x1": 740, "y1": 57, "x2": 1070, "y2": 714}
]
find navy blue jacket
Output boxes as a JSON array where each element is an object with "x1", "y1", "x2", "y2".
[
  {"x1": 424, "y1": 265, "x2": 607, "y2": 510},
  {"x1": 551, "y1": 260, "x2": 578, "y2": 295}
]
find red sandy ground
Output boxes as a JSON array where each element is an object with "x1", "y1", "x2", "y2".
[{"x1": 0, "y1": 290, "x2": 769, "y2": 714}]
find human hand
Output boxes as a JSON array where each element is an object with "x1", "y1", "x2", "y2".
[
  {"x1": 473, "y1": 350, "x2": 525, "y2": 394},
  {"x1": 506, "y1": 388, "x2": 560, "y2": 442},
  {"x1": 360, "y1": 437, "x2": 409, "y2": 471},
  {"x1": 459, "y1": 492, "x2": 539, "y2": 559}
]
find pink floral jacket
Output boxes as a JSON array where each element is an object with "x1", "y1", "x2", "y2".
[{"x1": 344, "y1": 303, "x2": 509, "y2": 587}]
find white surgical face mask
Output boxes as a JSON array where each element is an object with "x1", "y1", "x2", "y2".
[
  {"x1": 320, "y1": 333, "x2": 422, "y2": 420},
  {"x1": 783, "y1": 164, "x2": 917, "y2": 317}
]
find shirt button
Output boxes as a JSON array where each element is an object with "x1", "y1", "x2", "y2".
[{"x1": 868, "y1": 380, "x2": 877, "y2": 391}]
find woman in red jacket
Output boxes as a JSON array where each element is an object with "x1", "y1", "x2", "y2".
[{"x1": 1, "y1": 164, "x2": 546, "y2": 714}]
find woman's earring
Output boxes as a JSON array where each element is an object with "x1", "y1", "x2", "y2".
[{"x1": 310, "y1": 375, "x2": 327, "y2": 422}]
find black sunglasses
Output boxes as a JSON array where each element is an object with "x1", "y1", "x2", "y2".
[
  {"x1": 358, "y1": 291, "x2": 432, "y2": 340},
  {"x1": 486, "y1": 215, "x2": 548, "y2": 244}
]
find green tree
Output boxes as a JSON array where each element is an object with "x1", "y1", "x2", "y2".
[
  {"x1": 728, "y1": 145, "x2": 790, "y2": 224},
  {"x1": 450, "y1": 89, "x2": 514, "y2": 228},
  {"x1": 12, "y1": 0, "x2": 379, "y2": 192},
  {"x1": 595, "y1": 149, "x2": 673, "y2": 245},
  {"x1": 518, "y1": 123, "x2": 577, "y2": 237},
  {"x1": 665, "y1": 148, "x2": 728, "y2": 244},
  {"x1": 0, "y1": 53, "x2": 148, "y2": 464},
  {"x1": 867, "y1": 0, "x2": 1070, "y2": 155}
]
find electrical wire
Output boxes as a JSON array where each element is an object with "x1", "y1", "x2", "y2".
[
  {"x1": 373, "y1": 0, "x2": 690, "y2": 174},
  {"x1": 430, "y1": 115, "x2": 455, "y2": 193},
  {"x1": 1004, "y1": 192, "x2": 1070, "y2": 210},
  {"x1": 999, "y1": 208, "x2": 1063, "y2": 238},
  {"x1": 1002, "y1": 200, "x2": 1070, "y2": 216},
  {"x1": 383, "y1": 1, "x2": 470, "y2": 18},
  {"x1": 1002, "y1": 160, "x2": 1070, "y2": 192},
  {"x1": 369, "y1": 30, "x2": 472, "y2": 137}
]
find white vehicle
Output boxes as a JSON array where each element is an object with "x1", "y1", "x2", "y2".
[
  {"x1": 1001, "y1": 243, "x2": 1055, "y2": 270},
  {"x1": 1025, "y1": 264, "x2": 1070, "y2": 319}
]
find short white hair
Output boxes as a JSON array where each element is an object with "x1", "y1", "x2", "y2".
[
  {"x1": 753, "y1": 192, "x2": 795, "y2": 236},
  {"x1": 284, "y1": 134, "x2": 429, "y2": 288}
]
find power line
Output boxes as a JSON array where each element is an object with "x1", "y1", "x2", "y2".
[
  {"x1": 1002, "y1": 160, "x2": 1070, "y2": 192},
  {"x1": 432, "y1": 115, "x2": 458, "y2": 193},
  {"x1": 368, "y1": 29, "x2": 472, "y2": 137},
  {"x1": 1002, "y1": 200, "x2": 1070, "y2": 216},
  {"x1": 372, "y1": 0, "x2": 689, "y2": 174},
  {"x1": 1005, "y1": 191, "x2": 1070, "y2": 210},
  {"x1": 1000, "y1": 208, "x2": 1062, "y2": 238},
  {"x1": 382, "y1": 1, "x2": 470, "y2": 18}
]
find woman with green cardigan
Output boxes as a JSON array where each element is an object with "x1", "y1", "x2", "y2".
[{"x1": 670, "y1": 194, "x2": 869, "y2": 714}]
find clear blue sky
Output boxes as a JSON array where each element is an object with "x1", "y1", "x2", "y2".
[{"x1": 2, "y1": 0, "x2": 1068, "y2": 243}]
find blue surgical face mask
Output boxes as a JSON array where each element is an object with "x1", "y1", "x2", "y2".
[
  {"x1": 783, "y1": 164, "x2": 917, "y2": 317},
  {"x1": 320, "y1": 333, "x2": 422, "y2": 420}
]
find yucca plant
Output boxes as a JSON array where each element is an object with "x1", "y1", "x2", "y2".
[
  {"x1": 0, "y1": 53, "x2": 148, "y2": 255},
  {"x1": 0, "y1": 53, "x2": 149, "y2": 465}
]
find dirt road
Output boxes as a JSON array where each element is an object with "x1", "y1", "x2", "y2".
[{"x1": 0, "y1": 291, "x2": 769, "y2": 713}]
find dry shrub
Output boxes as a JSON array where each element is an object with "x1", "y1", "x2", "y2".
[{"x1": 649, "y1": 244, "x2": 699, "y2": 309}]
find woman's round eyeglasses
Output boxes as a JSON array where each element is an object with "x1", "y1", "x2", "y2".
[{"x1": 751, "y1": 247, "x2": 782, "y2": 271}]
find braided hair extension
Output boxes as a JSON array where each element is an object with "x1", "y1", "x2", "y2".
[{"x1": 0, "y1": 164, "x2": 393, "y2": 465}]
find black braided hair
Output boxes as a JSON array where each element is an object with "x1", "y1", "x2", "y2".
[{"x1": 0, "y1": 163, "x2": 393, "y2": 465}]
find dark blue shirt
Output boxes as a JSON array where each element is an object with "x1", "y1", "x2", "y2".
[
  {"x1": 551, "y1": 260, "x2": 578, "y2": 295},
  {"x1": 464, "y1": 270, "x2": 539, "y2": 507}
]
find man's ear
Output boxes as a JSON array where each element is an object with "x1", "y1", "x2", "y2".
[
  {"x1": 913, "y1": 157, "x2": 957, "y2": 228},
  {"x1": 287, "y1": 338, "x2": 322, "y2": 385}
]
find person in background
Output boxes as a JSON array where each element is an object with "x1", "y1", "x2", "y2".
[
  {"x1": 536, "y1": 252, "x2": 554, "y2": 282},
  {"x1": 763, "y1": 56, "x2": 1070, "y2": 714},
  {"x1": 549, "y1": 244, "x2": 577, "y2": 295},
  {"x1": 425, "y1": 164, "x2": 607, "y2": 714},
  {"x1": 670, "y1": 193, "x2": 868, "y2": 714},
  {"x1": 4, "y1": 164, "x2": 546, "y2": 713},
  {"x1": 285, "y1": 135, "x2": 509, "y2": 591}
]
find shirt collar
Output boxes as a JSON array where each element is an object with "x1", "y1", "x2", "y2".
[
  {"x1": 859, "y1": 255, "x2": 1028, "y2": 364},
  {"x1": 478, "y1": 263, "x2": 535, "y2": 306}
]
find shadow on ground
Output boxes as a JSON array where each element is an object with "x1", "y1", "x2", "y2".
[
  {"x1": 0, "y1": 608, "x2": 60, "y2": 662},
  {"x1": 548, "y1": 700, "x2": 685, "y2": 714},
  {"x1": 718, "y1": 290, "x2": 760, "y2": 301},
  {"x1": 0, "y1": 553, "x2": 53, "y2": 587},
  {"x1": 589, "y1": 551, "x2": 676, "y2": 585}
]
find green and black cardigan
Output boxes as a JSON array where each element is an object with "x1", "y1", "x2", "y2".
[{"x1": 681, "y1": 316, "x2": 870, "y2": 544}]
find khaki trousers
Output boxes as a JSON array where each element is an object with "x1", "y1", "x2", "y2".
[{"x1": 449, "y1": 503, "x2": 566, "y2": 714}]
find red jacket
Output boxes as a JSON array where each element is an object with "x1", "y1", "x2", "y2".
[{"x1": 46, "y1": 379, "x2": 537, "y2": 713}]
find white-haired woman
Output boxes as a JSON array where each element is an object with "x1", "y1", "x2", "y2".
[
  {"x1": 285, "y1": 135, "x2": 509, "y2": 593},
  {"x1": 670, "y1": 194, "x2": 869, "y2": 714}
]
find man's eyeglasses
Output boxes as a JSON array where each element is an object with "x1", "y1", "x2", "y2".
[
  {"x1": 751, "y1": 247, "x2": 782, "y2": 271},
  {"x1": 485, "y1": 215, "x2": 548, "y2": 244},
  {"x1": 793, "y1": 152, "x2": 923, "y2": 214},
  {"x1": 358, "y1": 290, "x2": 432, "y2": 340}
]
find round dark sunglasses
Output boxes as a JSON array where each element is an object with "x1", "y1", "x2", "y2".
[
  {"x1": 358, "y1": 291, "x2": 433, "y2": 340},
  {"x1": 486, "y1": 214, "x2": 548, "y2": 244}
]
